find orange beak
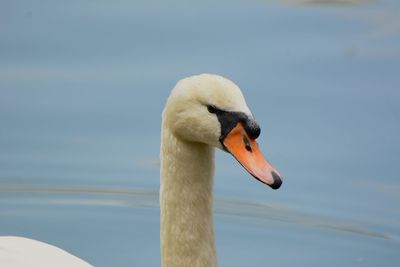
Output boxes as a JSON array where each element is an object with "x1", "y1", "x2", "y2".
[{"x1": 222, "y1": 122, "x2": 282, "y2": 189}]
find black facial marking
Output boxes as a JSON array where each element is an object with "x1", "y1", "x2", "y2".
[
  {"x1": 206, "y1": 105, "x2": 261, "y2": 148},
  {"x1": 244, "y1": 118, "x2": 261, "y2": 139}
]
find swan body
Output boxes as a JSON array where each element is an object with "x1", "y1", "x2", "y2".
[
  {"x1": 161, "y1": 74, "x2": 282, "y2": 267},
  {"x1": 0, "y1": 74, "x2": 282, "y2": 267},
  {"x1": 0, "y1": 236, "x2": 93, "y2": 267}
]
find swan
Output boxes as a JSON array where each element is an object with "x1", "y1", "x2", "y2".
[
  {"x1": 0, "y1": 74, "x2": 282, "y2": 267},
  {"x1": 160, "y1": 74, "x2": 282, "y2": 267}
]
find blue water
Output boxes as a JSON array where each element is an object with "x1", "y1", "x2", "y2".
[{"x1": 1, "y1": 0, "x2": 400, "y2": 266}]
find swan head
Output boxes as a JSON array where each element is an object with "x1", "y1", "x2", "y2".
[{"x1": 163, "y1": 74, "x2": 282, "y2": 189}]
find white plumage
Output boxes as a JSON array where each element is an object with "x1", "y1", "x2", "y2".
[{"x1": 0, "y1": 236, "x2": 93, "y2": 267}]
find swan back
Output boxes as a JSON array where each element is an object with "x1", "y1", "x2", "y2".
[{"x1": 0, "y1": 236, "x2": 93, "y2": 267}]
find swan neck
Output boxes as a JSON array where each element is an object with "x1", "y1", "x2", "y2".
[{"x1": 160, "y1": 128, "x2": 217, "y2": 267}]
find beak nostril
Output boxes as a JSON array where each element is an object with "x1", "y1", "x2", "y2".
[{"x1": 243, "y1": 136, "x2": 252, "y2": 152}]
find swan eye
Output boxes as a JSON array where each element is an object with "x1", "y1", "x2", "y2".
[{"x1": 207, "y1": 105, "x2": 218, "y2": 114}]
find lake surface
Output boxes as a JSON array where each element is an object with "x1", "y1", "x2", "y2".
[{"x1": 1, "y1": 0, "x2": 399, "y2": 266}]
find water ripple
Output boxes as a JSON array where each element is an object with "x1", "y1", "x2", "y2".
[{"x1": 1, "y1": 185, "x2": 393, "y2": 241}]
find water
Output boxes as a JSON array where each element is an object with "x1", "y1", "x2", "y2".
[{"x1": 1, "y1": 0, "x2": 399, "y2": 266}]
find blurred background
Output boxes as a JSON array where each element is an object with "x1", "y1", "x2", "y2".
[{"x1": 0, "y1": 0, "x2": 399, "y2": 266}]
